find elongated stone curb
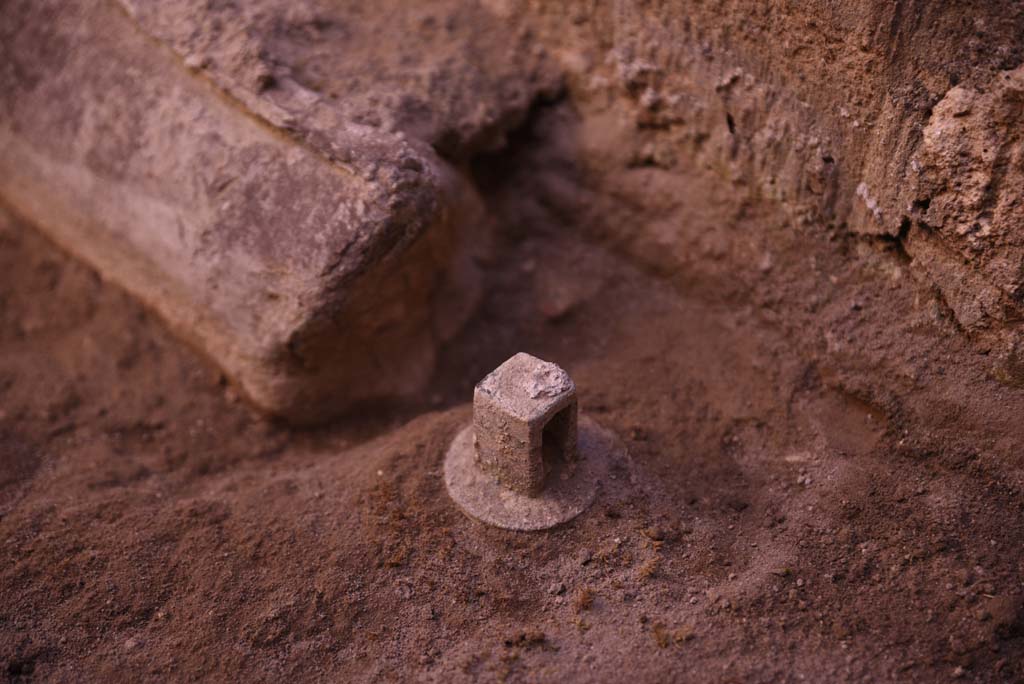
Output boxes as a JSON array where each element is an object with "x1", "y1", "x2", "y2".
[{"x1": 0, "y1": 0, "x2": 486, "y2": 422}]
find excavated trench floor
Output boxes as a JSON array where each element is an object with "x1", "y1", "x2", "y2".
[{"x1": 2, "y1": 103, "x2": 1024, "y2": 680}]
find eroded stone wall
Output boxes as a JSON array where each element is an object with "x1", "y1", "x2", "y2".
[{"x1": 506, "y1": 0, "x2": 1024, "y2": 340}]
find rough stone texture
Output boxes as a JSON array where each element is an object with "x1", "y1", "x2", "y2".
[
  {"x1": 472, "y1": 353, "x2": 578, "y2": 496},
  {"x1": 905, "y1": 66, "x2": 1024, "y2": 331},
  {"x1": 495, "y1": 0, "x2": 1024, "y2": 348},
  {"x1": 119, "y1": 0, "x2": 562, "y2": 162},
  {"x1": 0, "y1": 0, "x2": 560, "y2": 422}
]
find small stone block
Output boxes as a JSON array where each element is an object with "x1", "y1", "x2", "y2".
[{"x1": 472, "y1": 353, "x2": 578, "y2": 496}]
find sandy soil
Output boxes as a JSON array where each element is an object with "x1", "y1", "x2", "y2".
[
  {"x1": 4, "y1": 0, "x2": 1024, "y2": 681},
  {"x1": 3, "y1": 113, "x2": 1024, "y2": 684}
]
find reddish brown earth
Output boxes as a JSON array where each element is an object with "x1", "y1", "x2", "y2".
[
  {"x1": 4, "y1": 2, "x2": 1024, "y2": 682},
  {"x1": 3, "y1": 148, "x2": 1024, "y2": 681}
]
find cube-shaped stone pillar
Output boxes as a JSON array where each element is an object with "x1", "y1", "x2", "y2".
[{"x1": 472, "y1": 353, "x2": 578, "y2": 496}]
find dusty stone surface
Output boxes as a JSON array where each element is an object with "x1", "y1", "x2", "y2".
[
  {"x1": 905, "y1": 66, "x2": 1024, "y2": 333},
  {"x1": 473, "y1": 353, "x2": 578, "y2": 495},
  {"x1": 0, "y1": 0, "x2": 554, "y2": 421},
  {"x1": 119, "y1": 0, "x2": 562, "y2": 162}
]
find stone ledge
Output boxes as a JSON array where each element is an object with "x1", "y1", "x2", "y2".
[{"x1": 0, "y1": 0, "x2": 496, "y2": 422}]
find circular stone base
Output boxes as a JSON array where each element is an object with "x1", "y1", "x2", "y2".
[{"x1": 444, "y1": 415, "x2": 625, "y2": 531}]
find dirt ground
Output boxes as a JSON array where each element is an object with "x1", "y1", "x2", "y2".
[
  {"x1": 4, "y1": 0, "x2": 1024, "y2": 681},
  {"x1": 3, "y1": 87, "x2": 1024, "y2": 683}
]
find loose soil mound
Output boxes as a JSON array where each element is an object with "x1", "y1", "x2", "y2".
[{"x1": 2, "y1": 200, "x2": 1023, "y2": 680}]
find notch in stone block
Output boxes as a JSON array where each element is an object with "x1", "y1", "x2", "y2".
[
  {"x1": 445, "y1": 352, "x2": 627, "y2": 531},
  {"x1": 472, "y1": 353, "x2": 578, "y2": 496}
]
